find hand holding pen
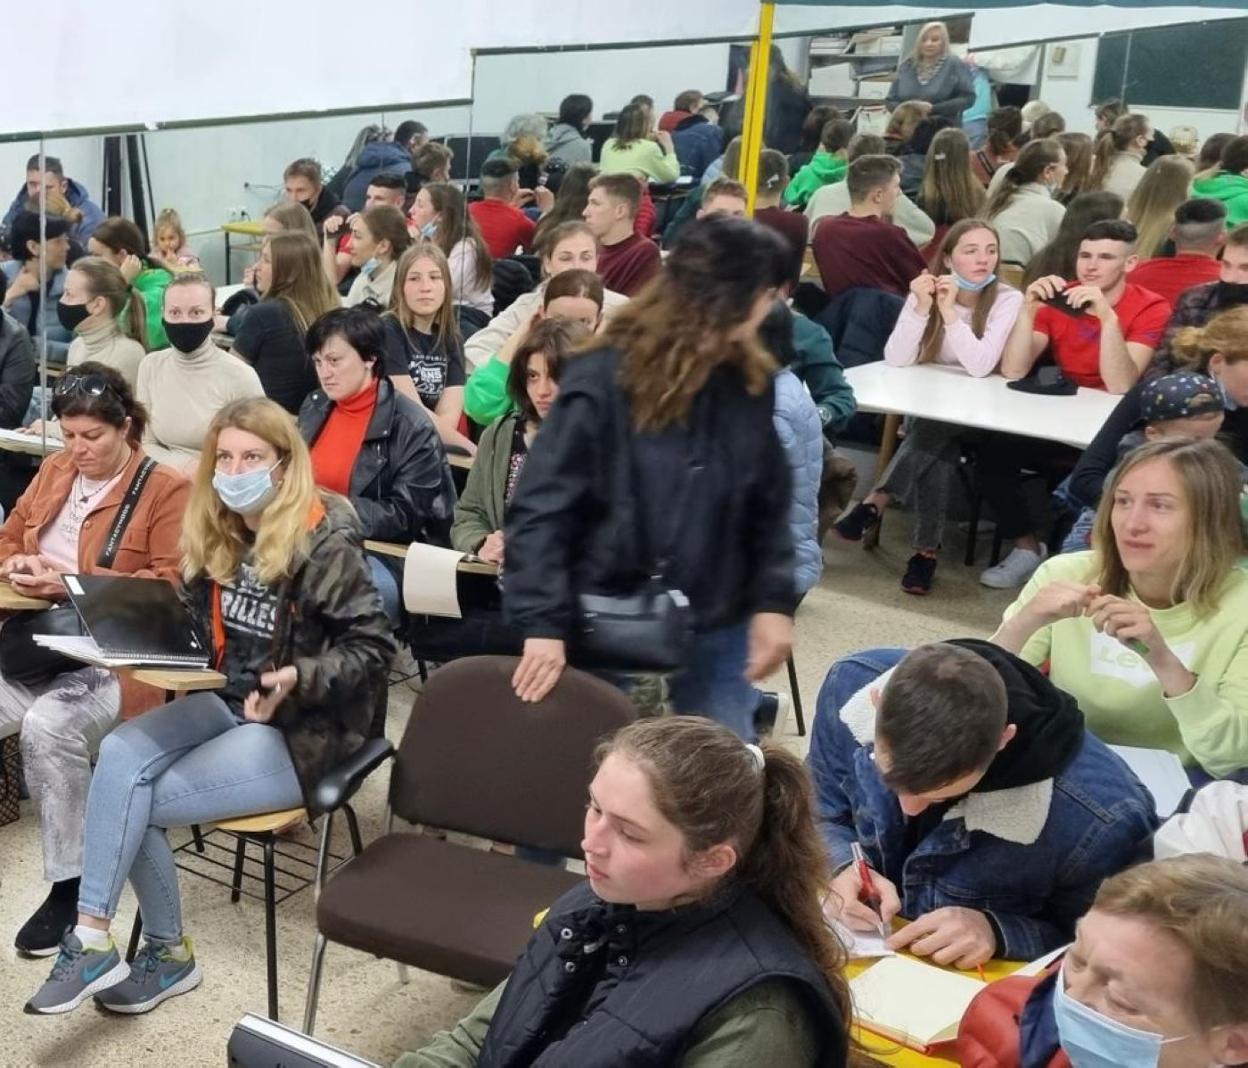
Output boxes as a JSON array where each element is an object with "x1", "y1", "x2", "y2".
[{"x1": 823, "y1": 841, "x2": 902, "y2": 935}]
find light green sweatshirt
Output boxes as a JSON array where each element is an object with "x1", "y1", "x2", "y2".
[
  {"x1": 463, "y1": 355, "x2": 513, "y2": 426},
  {"x1": 600, "y1": 138, "x2": 681, "y2": 184},
  {"x1": 1003, "y1": 551, "x2": 1248, "y2": 777},
  {"x1": 783, "y1": 150, "x2": 848, "y2": 210}
]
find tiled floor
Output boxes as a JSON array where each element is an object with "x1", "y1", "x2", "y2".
[{"x1": 0, "y1": 518, "x2": 1015, "y2": 1067}]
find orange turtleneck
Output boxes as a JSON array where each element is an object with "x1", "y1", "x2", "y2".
[{"x1": 309, "y1": 378, "x2": 379, "y2": 495}]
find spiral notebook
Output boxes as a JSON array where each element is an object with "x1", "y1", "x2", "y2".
[{"x1": 34, "y1": 574, "x2": 209, "y2": 669}]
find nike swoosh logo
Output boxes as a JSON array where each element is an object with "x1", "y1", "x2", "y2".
[
  {"x1": 82, "y1": 957, "x2": 113, "y2": 983},
  {"x1": 159, "y1": 966, "x2": 189, "y2": 991}
]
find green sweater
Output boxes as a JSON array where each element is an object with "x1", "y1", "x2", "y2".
[
  {"x1": 463, "y1": 355, "x2": 513, "y2": 426},
  {"x1": 1003, "y1": 551, "x2": 1248, "y2": 776},
  {"x1": 396, "y1": 974, "x2": 820, "y2": 1068},
  {"x1": 783, "y1": 151, "x2": 848, "y2": 210},
  {"x1": 1191, "y1": 171, "x2": 1248, "y2": 228},
  {"x1": 126, "y1": 265, "x2": 174, "y2": 350}
]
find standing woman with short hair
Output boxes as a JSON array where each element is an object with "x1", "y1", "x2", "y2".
[
  {"x1": 382, "y1": 242, "x2": 475, "y2": 455},
  {"x1": 233, "y1": 231, "x2": 340, "y2": 414},
  {"x1": 503, "y1": 218, "x2": 797, "y2": 739}
]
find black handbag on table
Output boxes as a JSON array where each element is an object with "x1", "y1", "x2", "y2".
[
  {"x1": 568, "y1": 414, "x2": 696, "y2": 674},
  {"x1": 0, "y1": 457, "x2": 157, "y2": 688}
]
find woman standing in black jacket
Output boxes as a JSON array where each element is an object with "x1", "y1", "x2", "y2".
[
  {"x1": 299, "y1": 307, "x2": 457, "y2": 624},
  {"x1": 503, "y1": 217, "x2": 796, "y2": 739}
]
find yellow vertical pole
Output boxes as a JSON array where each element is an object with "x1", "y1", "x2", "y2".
[{"x1": 741, "y1": 2, "x2": 777, "y2": 217}]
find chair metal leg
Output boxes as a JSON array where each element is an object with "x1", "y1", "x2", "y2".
[
  {"x1": 785, "y1": 653, "x2": 806, "y2": 737},
  {"x1": 343, "y1": 803, "x2": 363, "y2": 857},
  {"x1": 230, "y1": 834, "x2": 247, "y2": 904},
  {"x1": 396, "y1": 962, "x2": 411, "y2": 985},
  {"x1": 263, "y1": 836, "x2": 279, "y2": 1020},
  {"x1": 126, "y1": 911, "x2": 142, "y2": 963},
  {"x1": 302, "y1": 932, "x2": 329, "y2": 1035},
  {"x1": 416, "y1": 660, "x2": 428, "y2": 684},
  {"x1": 191, "y1": 824, "x2": 206, "y2": 854}
]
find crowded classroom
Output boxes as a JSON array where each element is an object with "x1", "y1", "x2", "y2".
[{"x1": 3, "y1": 4, "x2": 1248, "y2": 1066}]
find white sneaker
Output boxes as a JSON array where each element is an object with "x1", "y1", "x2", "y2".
[{"x1": 980, "y1": 544, "x2": 1047, "y2": 589}]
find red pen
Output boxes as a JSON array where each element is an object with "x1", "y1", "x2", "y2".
[{"x1": 851, "y1": 841, "x2": 888, "y2": 941}]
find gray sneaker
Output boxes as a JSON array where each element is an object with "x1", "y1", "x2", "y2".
[
  {"x1": 94, "y1": 938, "x2": 202, "y2": 1015},
  {"x1": 979, "y1": 544, "x2": 1047, "y2": 590},
  {"x1": 24, "y1": 932, "x2": 129, "y2": 1015}
]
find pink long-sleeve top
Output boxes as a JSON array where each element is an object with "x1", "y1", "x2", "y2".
[{"x1": 883, "y1": 287, "x2": 1023, "y2": 378}]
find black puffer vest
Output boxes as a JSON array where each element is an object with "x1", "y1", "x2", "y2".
[{"x1": 477, "y1": 880, "x2": 847, "y2": 1067}]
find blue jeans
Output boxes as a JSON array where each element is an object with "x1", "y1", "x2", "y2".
[
  {"x1": 667, "y1": 623, "x2": 758, "y2": 741},
  {"x1": 368, "y1": 555, "x2": 402, "y2": 628},
  {"x1": 77, "y1": 693, "x2": 303, "y2": 944}
]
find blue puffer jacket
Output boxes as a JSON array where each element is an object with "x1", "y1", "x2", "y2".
[
  {"x1": 342, "y1": 142, "x2": 413, "y2": 212},
  {"x1": 2, "y1": 177, "x2": 104, "y2": 243},
  {"x1": 773, "y1": 369, "x2": 824, "y2": 597}
]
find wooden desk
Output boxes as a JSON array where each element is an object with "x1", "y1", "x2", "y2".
[
  {"x1": 220, "y1": 220, "x2": 266, "y2": 285},
  {"x1": 364, "y1": 540, "x2": 499, "y2": 577},
  {"x1": 847, "y1": 954, "x2": 1022, "y2": 1066},
  {"x1": 0, "y1": 584, "x2": 53, "y2": 610},
  {"x1": 448, "y1": 452, "x2": 473, "y2": 471},
  {"x1": 127, "y1": 668, "x2": 226, "y2": 694}
]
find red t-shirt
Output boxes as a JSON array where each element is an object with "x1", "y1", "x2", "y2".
[
  {"x1": 1033, "y1": 282, "x2": 1172, "y2": 389},
  {"x1": 597, "y1": 233, "x2": 661, "y2": 297},
  {"x1": 1126, "y1": 254, "x2": 1222, "y2": 308},
  {"x1": 469, "y1": 199, "x2": 536, "y2": 259}
]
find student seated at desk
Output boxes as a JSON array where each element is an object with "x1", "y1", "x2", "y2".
[
  {"x1": 407, "y1": 183, "x2": 495, "y2": 328},
  {"x1": 970, "y1": 106, "x2": 1021, "y2": 188},
  {"x1": 993, "y1": 438, "x2": 1248, "y2": 782},
  {"x1": 468, "y1": 158, "x2": 541, "y2": 260},
  {"x1": 599, "y1": 102, "x2": 681, "y2": 186},
  {"x1": 300, "y1": 307, "x2": 456, "y2": 624},
  {"x1": 2, "y1": 154, "x2": 104, "y2": 242},
  {"x1": 398, "y1": 717, "x2": 851, "y2": 1068},
  {"x1": 0, "y1": 363, "x2": 188, "y2": 957},
  {"x1": 810, "y1": 154, "x2": 928, "y2": 299},
  {"x1": 381, "y1": 242, "x2": 475, "y2": 456},
  {"x1": 54, "y1": 257, "x2": 145, "y2": 388},
  {"x1": 1022, "y1": 191, "x2": 1123, "y2": 288},
  {"x1": 137, "y1": 274, "x2": 264, "y2": 475},
  {"x1": 464, "y1": 220, "x2": 627, "y2": 372},
  {"x1": 916, "y1": 128, "x2": 986, "y2": 237},
  {"x1": 1128, "y1": 198, "x2": 1227, "y2": 306},
  {"x1": 1192, "y1": 134, "x2": 1248, "y2": 228},
  {"x1": 324, "y1": 204, "x2": 409, "y2": 310},
  {"x1": 1088, "y1": 114, "x2": 1152, "y2": 202},
  {"x1": 810, "y1": 639, "x2": 1157, "y2": 966},
  {"x1": 958, "y1": 854, "x2": 1248, "y2": 1068},
  {"x1": 463, "y1": 269, "x2": 600, "y2": 427},
  {"x1": 282, "y1": 157, "x2": 349, "y2": 239},
  {"x1": 233, "y1": 231, "x2": 339, "y2": 415},
  {"x1": 88, "y1": 218, "x2": 174, "y2": 351},
  {"x1": 1127, "y1": 157, "x2": 1197, "y2": 261},
  {"x1": 834, "y1": 220, "x2": 1022, "y2": 595},
  {"x1": 805, "y1": 133, "x2": 937, "y2": 249},
  {"x1": 984, "y1": 139, "x2": 1067, "y2": 267},
  {"x1": 782, "y1": 118, "x2": 852, "y2": 211},
  {"x1": 583, "y1": 173, "x2": 662, "y2": 298},
  {"x1": 23, "y1": 396, "x2": 394, "y2": 1017},
  {"x1": 1, "y1": 212, "x2": 72, "y2": 364},
  {"x1": 751, "y1": 151, "x2": 809, "y2": 292},
  {"x1": 0, "y1": 302, "x2": 35, "y2": 431},
  {"x1": 452, "y1": 319, "x2": 581, "y2": 565}
]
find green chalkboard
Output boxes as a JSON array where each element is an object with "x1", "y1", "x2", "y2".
[{"x1": 1091, "y1": 19, "x2": 1248, "y2": 111}]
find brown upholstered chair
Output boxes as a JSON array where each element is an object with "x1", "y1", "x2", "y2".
[{"x1": 301, "y1": 655, "x2": 637, "y2": 1034}]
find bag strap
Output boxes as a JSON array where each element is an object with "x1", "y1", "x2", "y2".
[
  {"x1": 976, "y1": 150, "x2": 996, "y2": 178},
  {"x1": 95, "y1": 456, "x2": 158, "y2": 569}
]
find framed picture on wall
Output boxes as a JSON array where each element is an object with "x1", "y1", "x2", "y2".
[{"x1": 1045, "y1": 42, "x2": 1082, "y2": 80}]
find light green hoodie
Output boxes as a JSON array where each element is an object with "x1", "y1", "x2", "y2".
[{"x1": 783, "y1": 150, "x2": 848, "y2": 210}]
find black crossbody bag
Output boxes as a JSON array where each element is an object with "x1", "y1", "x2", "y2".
[
  {"x1": 569, "y1": 414, "x2": 695, "y2": 673},
  {"x1": 0, "y1": 457, "x2": 158, "y2": 687}
]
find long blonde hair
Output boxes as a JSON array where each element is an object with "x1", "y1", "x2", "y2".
[
  {"x1": 1091, "y1": 438, "x2": 1245, "y2": 616},
  {"x1": 919, "y1": 129, "x2": 985, "y2": 224},
  {"x1": 263, "y1": 201, "x2": 318, "y2": 244},
  {"x1": 389, "y1": 242, "x2": 461, "y2": 352},
  {"x1": 918, "y1": 220, "x2": 1002, "y2": 364},
  {"x1": 180, "y1": 398, "x2": 321, "y2": 586},
  {"x1": 1127, "y1": 156, "x2": 1194, "y2": 259},
  {"x1": 264, "y1": 232, "x2": 339, "y2": 335}
]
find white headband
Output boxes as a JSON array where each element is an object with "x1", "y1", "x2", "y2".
[{"x1": 745, "y1": 743, "x2": 766, "y2": 772}]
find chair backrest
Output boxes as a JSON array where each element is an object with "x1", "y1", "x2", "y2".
[
  {"x1": 441, "y1": 135, "x2": 503, "y2": 182},
  {"x1": 390, "y1": 656, "x2": 637, "y2": 856},
  {"x1": 999, "y1": 262, "x2": 1026, "y2": 290},
  {"x1": 492, "y1": 258, "x2": 537, "y2": 315}
]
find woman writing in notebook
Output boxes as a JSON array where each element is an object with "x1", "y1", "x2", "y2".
[
  {"x1": 0, "y1": 363, "x2": 189, "y2": 959},
  {"x1": 400, "y1": 717, "x2": 852, "y2": 1067},
  {"x1": 24, "y1": 396, "x2": 394, "y2": 1017}
]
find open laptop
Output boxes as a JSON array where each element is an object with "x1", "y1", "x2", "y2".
[{"x1": 35, "y1": 573, "x2": 210, "y2": 670}]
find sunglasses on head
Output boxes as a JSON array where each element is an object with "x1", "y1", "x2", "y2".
[{"x1": 53, "y1": 373, "x2": 116, "y2": 399}]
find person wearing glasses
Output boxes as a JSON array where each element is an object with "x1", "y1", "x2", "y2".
[
  {"x1": 24, "y1": 396, "x2": 394, "y2": 1017},
  {"x1": 0, "y1": 363, "x2": 189, "y2": 958}
]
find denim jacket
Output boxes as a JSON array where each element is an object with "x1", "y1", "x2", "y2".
[{"x1": 809, "y1": 647, "x2": 1158, "y2": 960}]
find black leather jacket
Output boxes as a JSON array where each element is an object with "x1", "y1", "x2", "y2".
[{"x1": 297, "y1": 376, "x2": 456, "y2": 545}]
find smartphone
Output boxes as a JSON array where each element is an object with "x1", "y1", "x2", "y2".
[{"x1": 1041, "y1": 291, "x2": 1087, "y2": 318}]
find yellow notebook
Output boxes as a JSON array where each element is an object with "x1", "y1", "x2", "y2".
[{"x1": 849, "y1": 955, "x2": 986, "y2": 1052}]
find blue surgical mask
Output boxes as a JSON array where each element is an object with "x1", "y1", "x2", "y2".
[
  {"x1": 1213, "y1": 371, "x2": 1239, "y2": 412},
  {"x1": 419, "y1": 220, "x2": 438, "y2": 239},
  {"x1": 953, "y1": 271, "x2": 997, "y2": 292},
  {"x1": 1053, "y1": 964, "x2": 1189, "y2": 1068},
  {"x1": 212, "y1": 462, "x2": 281, "y2": 516},
  {"x1": 360, "y1": 257, "x2": 379, "y2": 276}
]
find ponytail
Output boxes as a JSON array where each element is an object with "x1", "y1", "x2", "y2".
[
  {"x1": 124, "y1": 289, "x2": 149, "y2": 349},
  {"x1": 67, "y1": 255, "x2": 147, "y2": 348},
  {"x1": 1090, "y1": 114, "x2": 1150, "y2": 190},
  {"x1": 986, "y1": 138, "x2": 1063, "y2": 218},
  {"x1": 1171, "y1": 306, "x2": 1248, "y2": 372}
]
